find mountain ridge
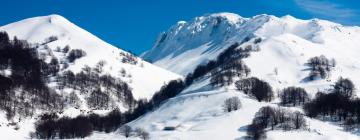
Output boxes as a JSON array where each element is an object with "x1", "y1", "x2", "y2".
[
  {"x1": 0, "y1": 14, "x2": 181, "y2": 139},
  {"x1": 0, "y1": 13, "x2": 360, "y2": 140},
  {"x1": 0, "y1": 14, "x2": 182, "y2": 100},
  {"x1": 129, "y1": 12, "x2": 360, "y2": 140},
  {"x1": 141, "y1": 12, "x2": 360, "y2": 76}
]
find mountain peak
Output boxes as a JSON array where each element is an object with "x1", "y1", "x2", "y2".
[
  {"x1": 46, "y1": 14, "x2": 71, "y2": 24},
  {"x1": 208, "y1": 12, "x2": 245, "y2": 24},
  {"x1": 0, "y1": 14, "x2": 81, "y2": 43},
  {"x1": 142, "y1": 13, "x2": 360, "y2": 75},
  {"x1": 281, "y1": 14, "x2": 296, "y2": 20},
  {"x1": 0, "y1": 14, "x2": 182, "y2": 99},
  {"x1": 135, "y1": 13, "x2": 360, "y2": 140}
]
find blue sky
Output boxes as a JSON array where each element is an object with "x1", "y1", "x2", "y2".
[{"x1": 0, "y1": 0, "x2": 359, "y2": 55}]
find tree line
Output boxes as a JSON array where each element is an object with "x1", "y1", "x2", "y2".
[
  {"x1": 129, "y1": 40, "x2": 257, "y2": 120},
  {"x1": 304, "y1": 77, "x2": 360, "y2": 131},
  {"x1": 8, "y1": 35, "x2": 261, "y2": 139},
  {"x1": 57, "y1": 63, "x2": 135, "y2": 110},
  {"x1": 210, "y1": 59, "x2": 250, "y2": 87},
  {"x1": 247, "y1": 106, "x2": 307, "y2": 140},
  {"x1": 0, "y1": 31, "x2": 141, "y2": 139},
  {"x1": 186, "y1": 38, "x2": 255, "y2": 86},
  {"x1": 0, "y1": 32, "x2": 63, "y2": 120},
  {"x1": 33, "y1": 109, "x2": 128, "y2": 139}
]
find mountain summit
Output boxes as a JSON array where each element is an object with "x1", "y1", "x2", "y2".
[
  {"x1": 0, "y1": 14, "x2": 181, "y2": 100},
  {"x1": 142, "y1": 12, "x2": 360, "y2": 76},
  {"x1": 132, "y1": 12, "x2": 360, "y2": 140},
  {"x1": 0, "y1": 15, "x2": 181, "y2": 139}
]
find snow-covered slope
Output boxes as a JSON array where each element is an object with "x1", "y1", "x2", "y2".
[
  {"x1": 128, "y1": 75, "x2": 359, "y2": 140},
  {"x1": 129, "y1": 13, "x2": 360, "y2": 140},
  {"x1": 141, "y1": 13, "x2": 247, "y2": 75},
  {"x1": 2, "y1": 13, "x2": 360, "y2": 140},
  {"x1": 142, "y1": 13, "x2": 360, "y2": 77},
  {"x1": 0, "y1": 14, "x2": 181, "y2": 140},
  {"x1": 0, "y1": 14, "x2": 181, "y2": 100}
]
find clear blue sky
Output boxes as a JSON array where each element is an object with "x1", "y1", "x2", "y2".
[{"x1": 0, "y1": 0, "x2": 359, "y2": 55}]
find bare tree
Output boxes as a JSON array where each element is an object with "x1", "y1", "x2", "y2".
[
  {"x1": 119, "y1": 125, "x2": 132, "y2": 138},
  {"x1": 279, "y1": 87, "x2": 309, "y2": 106},
  {"x1": 235, "y1": 77, "x2": 274, "y2": 102},
  {"x1": 292, "y1": 111, "x2": 306, "y2": 129},
  {"x1": 223, "y1": 97, "x2": 242, "y2": 112}
]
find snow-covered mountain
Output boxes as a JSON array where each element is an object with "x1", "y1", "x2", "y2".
[
  {"x1": 141, "y1": 13, "x2": 246, "y2": 75},
  {"x1": 0, "y1": 14, "x2": 181, "y2": 139},
  {"x1": 142, "y1": 13, "x2": 360, "y2": 77},
  {"x1": 1, "y1": 12, "x2": 360, "y2": 140},
  {"x1": 130, "y1": 13, "x2": 360, "y2": 140},
  {"x1": 0, "y1": 14, "x2": 181, "y2": 100}
]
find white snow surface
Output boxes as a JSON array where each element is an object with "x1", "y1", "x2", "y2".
[
  {"x1": 141, "y1": 13, "x2": 360, "y2": 77},
  {"x1": 0, "y1": 15, "x2": 181, "y2": 140},
  {"x1": 127, "y1": 76, "x2": 360, "y2": 140},
  {"x1": 1, "y1": 13, "x2": 360, "y2": 140},
  {"x1": 131, "y1": 12, "x2": 360, "y2": 139},
  {"x1": 0, "y1": 14, "x2": 181, "y2": 100}
]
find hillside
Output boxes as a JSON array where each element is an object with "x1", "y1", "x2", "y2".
[
  {"x1": 141, "y1": 13, "x2": 360, "y2": 78},
  {"x1": 1, "y1": 14, "x2": 181, "y2": 100},
  {"x1": 0, "y1": 12, "x2": 360, "y2": 140},
  {"x1": 0, "y1": 15, "x2": 180, "y2": 139},
  {"x1": 130, "y1": 13, "x2": 360, "y2": 140}
]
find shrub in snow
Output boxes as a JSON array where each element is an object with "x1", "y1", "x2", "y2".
[
  {"x1": 307, "y1": 55, "x2": 336, "y2": 80},
  {"x1": 43, "y1": 35, "x2": 58, "y2": 44},
  {"x1": 254, "y1": 38, "x2": 262, "y2": 44},
  {"x1": 67, "y1": 49, "x2": 86, "y2": 63},
  {"x1": 279, "y1": 87, "x2": 310, "y2": 107},
  {"x1": 223, "y1": 96, "x2": 242, "y2": 112},
  {"x1": 247, "y1": 106, "x2": 307, "y2": 140},
  {"x1": 62, "y1": 45, "x2": 70, "y2": 53},
  {"x1": 120, "y1": 52, "x2": 138, "y2": 65},
  {"x1": 235, "y1": 77, "x2": 274, "y2": 102},
  {"x1": 333, "y1": 77, "x2": 355, "y2": 98},
  {"x1": 94, "y1": 60, "x2": 106, "y2": 74},
  {"x1": 119, "y1": 125, "x2": 132, "y2": 138}
]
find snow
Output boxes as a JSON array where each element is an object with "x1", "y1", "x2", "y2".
[
  {"x1": 0, "y1": 14, "x2": 182, "y2": 100},
  {"x1": 0, "y1": 14, "x2": 181, "y2": 139},
  {"x1": 142, "y1": 12, "x2": 360, "y2": 77},
  {"x1": 141, "y1": 13, "x2": 247, "y2": 75},
  {"x1": 267, "y1": 117, "x2": 359, "y2": 140},
  {"x1": 1, "y1": 12, "x2": 360, "y2": 139},
  {"x1": 126, "y1": 75, "x2": 360, "y2": 140},
  {"x1": 132, "y1": 12, "x2": 360, "y2": 140},
  {"x1": 0, "y1": 112, "x2": 35, "y2": 140}
]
